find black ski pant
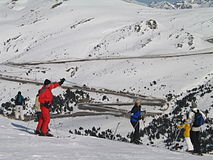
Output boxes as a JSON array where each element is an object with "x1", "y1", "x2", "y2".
[
  {"x1": 130, "y1": 121, "x2": 140, "y2": 142},
  {"x1": 35, "y1": 112, "x2": 42, "y2": 122},
  {"x1": 190, "y1": 131, "x2": 201, "y2": 153}
]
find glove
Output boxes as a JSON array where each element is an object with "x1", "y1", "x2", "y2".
[
  {"x1": 139, "y1": 116, "x2": 144, "y2": 120},
  {"x1": 11, "y1": 98, "x2": 15, "y2": 102},
  {"x1": 44, "y1": 102, "x2": 51, "y2": 108},
  {"x1": 59, "y1": 78, "x2": 65, "y2": 85}
]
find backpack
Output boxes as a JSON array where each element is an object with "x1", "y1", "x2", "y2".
[
  {"x1": 16, "y1": 95, "x2": 23, "y2": 105},
  {"x1": 193, "y1": 110, "x2": 205, "y2": 127}
]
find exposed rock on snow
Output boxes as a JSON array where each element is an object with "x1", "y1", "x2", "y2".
[{"x1": 149, "y1": 0, "x2": 213, "y2": 9}]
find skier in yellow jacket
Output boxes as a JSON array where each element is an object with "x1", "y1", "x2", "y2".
[{"x1": 177, "y1": 119, "x2": 194, "y2": 152}]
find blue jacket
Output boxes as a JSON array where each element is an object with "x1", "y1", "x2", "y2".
[{"x1": 130, "y1": 105, "x2": 142, "y2": 122}]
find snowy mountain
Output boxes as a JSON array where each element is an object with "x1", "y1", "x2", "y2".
[
  {"x1": 0, "y1": 0, "x2": 213, "y2": 159},
  {"x1": 149, "y1": 0, "x2": 213, "y2": 9},
  {"x1": 150, "y1": 1, "x2": 177, "y2": 9}
]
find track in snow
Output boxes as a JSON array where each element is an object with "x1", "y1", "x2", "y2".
[
  {"x1": 0, "y1": 73, "x2": 165, "y2": 101},
  {"x1": 0, "y1": 73, "x2": 167, "y2": 120},
  {"x1": 4, "y1": 50, "x2": 213, "y2": 66}
]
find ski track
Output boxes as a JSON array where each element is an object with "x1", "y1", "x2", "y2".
[
  {"x1": 0, "y1": 73, "x2": 165, "y2": 102},
  {"x1": 4, "y1": 50, "x2": 213, "y2": 66}
]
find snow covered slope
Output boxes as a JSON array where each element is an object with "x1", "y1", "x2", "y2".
[
  {"x1": 0, "y1": 0, "x2": 213, "y2": 157},
  {"x1": 143, "y1": 0, "x2": 213, "y2": 9},
  {"x1": 0, "y1": 116, "x2": 212, "y2": 160},
  {"x1": 0, "y1": 0, "x2": 213, "y2": 63},
  {"x1": 0, "y1": 0, "x2": 212, "y2": 97}
]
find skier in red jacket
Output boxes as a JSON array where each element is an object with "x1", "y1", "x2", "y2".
[{"x1": 38, "y1": 78, "x2": 65, "y2": 136}]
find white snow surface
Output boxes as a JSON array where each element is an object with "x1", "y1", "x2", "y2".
[
  {"x1": 0, "y1": 0, "x2": 213, "y2": 159},
  {"x1": 0, "y1": 0, "x2": 212, "y2": 105},
  {"x1": 0, "y1": 0, "x2": 213, "y2": 100},
  {"x1": 0, "y1": 115, "x2": 212, "y2": 160}
]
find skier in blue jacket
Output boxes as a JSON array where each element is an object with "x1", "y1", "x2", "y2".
[{"x1": 130, "y1": 99, "x2": 143, "y2": 144}]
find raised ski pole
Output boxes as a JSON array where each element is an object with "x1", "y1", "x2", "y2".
[
  {"x1": 112, "y1": 122, "x2": 121, "y2": 140},
  {"x1": 65, "y1": 80, "x2": 78, "y2": 85},
  {"x1": 141, "y1": 120, "x2": 148, "y2": 135},
  {"x1": 26, "y1": 120, "x2": 31, "y2": 132},
  {"x1": 175, "y1": 128, "x2": 181, "y2": 142}
]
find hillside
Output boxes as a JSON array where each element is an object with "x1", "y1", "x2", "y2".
[
  {"x1": 1, "y1": 115, "x2": 213, "y2": 160},
  {"x1": 0, "y1": 0, "x2": 212, "y2": 96},
  {"x1": 0, "y1": 0, "x2": 213, "y2": 158},
  {"x1": 135, "y1": 0, "x2": 213, "y2": 9}
]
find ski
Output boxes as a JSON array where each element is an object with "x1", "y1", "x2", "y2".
[
  {"x1": 34, "y1": 133, "x2": 76, "y2": 139},
  {"x1": 170, "y1": 149, "x2": 204, "y2": 156}
]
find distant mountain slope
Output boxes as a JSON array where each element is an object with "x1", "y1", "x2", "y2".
[{"x1": 149, "y1": 0, "x2": 213, "y2": 9}]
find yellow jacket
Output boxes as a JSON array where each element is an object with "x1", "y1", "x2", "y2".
[{"x1": 177, "y1": 123, "x2": 191, "y2": 137}]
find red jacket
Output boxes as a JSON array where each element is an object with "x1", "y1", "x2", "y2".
[{"x1": 39, "y1": 83, "x2": 60, "y2": 105}]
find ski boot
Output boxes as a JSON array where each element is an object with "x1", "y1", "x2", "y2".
[
  {"x1": 39, "y1": 132, "x2": 54, "y2": 137},
  {"x1": 34, "y1": 130, "x2": 41, "y2": 135}
]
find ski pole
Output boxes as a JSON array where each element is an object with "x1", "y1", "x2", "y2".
[
  {"x1": 133, "y1": 121, "x2": 139, "y2": 130},
  {"x1": 65, "y1": 80, "x2": 78, "y2": 85},
  {"x1": 141, "y1": 120, "x2": 148, "y2": 135},
  {"x1": 175, "y1": 128, "x2": 181, "y2": 142},
  {"x1": 26, "y1": 120, "x2": 31, "y2": 132},
  {"x1": 112, "y1": 122, "x2": 120, "y2": 140},
  {"x1": 52, "y1": 118, "x2": 59, "y2": 137}
]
